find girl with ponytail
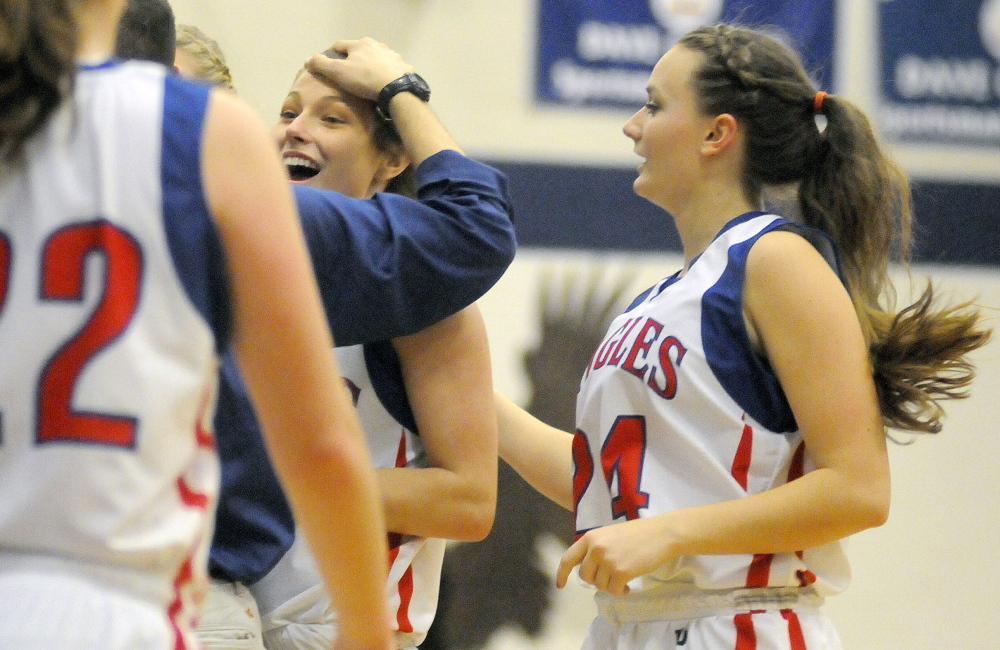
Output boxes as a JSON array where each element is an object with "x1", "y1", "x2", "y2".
[{"x1": 495, "y1": 22, "x2": 990, "y2": 650}]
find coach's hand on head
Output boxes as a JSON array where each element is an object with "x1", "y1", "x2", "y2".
[
  {"x1": 306, "y1": 38, "x2": 410, "y2": 101},
  {"x1": 304, "y1": 38, "x2": 463, "y2": 165}
]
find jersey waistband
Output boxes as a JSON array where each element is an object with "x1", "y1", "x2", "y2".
[
  {"x1": 595, "y1": 584, "x2": 824, "y2": 624},
  {"x1": 0, "y1": 550, "x2": 177, "y2": 607}
]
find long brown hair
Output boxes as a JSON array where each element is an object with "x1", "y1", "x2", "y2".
[
  {"x1": 679, "y1": 24, "x2": 990, "y2": 434},
  {"x1": 0, "y1": 0, "x2": 77, "y2": 161}
]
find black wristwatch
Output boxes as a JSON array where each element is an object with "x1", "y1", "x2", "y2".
[{"x1": 375, "y1": 73, "x2": 431, "y2": 123}]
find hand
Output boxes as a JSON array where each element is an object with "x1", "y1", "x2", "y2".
[
  {"x1": 305, "y1": 38, "x2": 415, "y2": 101},
  {"x1": 556, "y1": 517, "x2": 678, "y2": 596}
]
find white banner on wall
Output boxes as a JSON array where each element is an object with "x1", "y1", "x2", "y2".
[
  {"x1": 878, "y1": 0, "x2": 1000, "y2": 147},
  {"x1": 535, "y1": 0, "x2": 836, "y2": 110}
]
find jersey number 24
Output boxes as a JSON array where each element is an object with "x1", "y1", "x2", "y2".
[{"x1": 573, "y1": 415, "x2": 651, "y2": 526}]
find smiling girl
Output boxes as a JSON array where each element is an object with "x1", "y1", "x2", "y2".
[
  {"x1": 245, "y1": 41, "x2": 499, "y2": 650},
  {"x1": 496, "y1": 23, "x2": 989, "y2": 650}
]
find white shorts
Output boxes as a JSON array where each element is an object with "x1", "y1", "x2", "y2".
[
  {"x1": 196, "y1": 580, "x2": 266, "y2": 650},
  {"x1": 585, "y1": 585, "x2": 841, "y2": 650},
  {"x1": 254, "y1": 581, "x2": 339, "y2": 650},
  {"x1": 0, "y1": 568, "x2": 176, "y2": 649},
  {"x1": 584, "y1": 609, "x2": 841, "y2": 650}
]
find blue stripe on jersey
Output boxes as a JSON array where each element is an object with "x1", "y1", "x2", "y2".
[
  {"x1": 702, "y1": 221, "x2": 797, "y2": 433},
  {"x1": 78, "y1": 59, "x2": 119, "y2": 71},
  {"x1": 701, "y1": 217, "x2": 847, "y2": 433},
  {"x1": 363, "y1": 341, "x2": 420, "y2": 435},
  {"x1": 623, "y1": 285, "x2": 654, "y2": 313},
  {"x1": 161, "y1": 75, "x2": 231, "y2": 350}
]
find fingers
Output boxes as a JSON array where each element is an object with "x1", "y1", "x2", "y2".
[
  {"x1": 555, "y1": 537, "x2": 586, "y2": 588},
  {"x1": 304, "y1": 52, "x2": 345, "y2": 86},
  {"x1": 559, "y1": 533, "x2": 633, "y2": 596},
  {"x1": 304, "y1": 38, "x2": 413, "y2": 101}
]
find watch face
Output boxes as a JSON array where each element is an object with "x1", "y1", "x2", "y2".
[
  {"x1": 377, "y1": 73, "x2": 431, "y2": 122},
  {"x1": 406, "y1": 73, "x2": 431, "y2": 99}
]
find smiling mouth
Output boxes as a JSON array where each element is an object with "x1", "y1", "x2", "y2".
[{"x1": 284, "y1": 155, "x2": 320, "y2": 181}]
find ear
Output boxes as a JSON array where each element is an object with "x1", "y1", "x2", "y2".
[
  {"x1": 701, "y1": 113, "x2": 739, "y2": 156},
  {"x1": 371, "y1": 150, "x2": 412, "y2": 192}
]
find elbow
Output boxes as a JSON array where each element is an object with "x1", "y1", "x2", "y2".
[
  {"x1": 863, "y1": 495, "x2": 891, "y2": 530},
  {"x1": 478, "y1": 206, "x2": 517, "y2": 270},
  {"x1": 460, "y1": 505, "x2": 495, "y2": 542},
  {"x1": 452, "y1": 490, "x2": 496, "y2": 542},
  {"x1": 852, "y1": 483, "x2": 891, "y2": 532}
]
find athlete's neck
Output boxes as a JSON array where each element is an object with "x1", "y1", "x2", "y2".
[{"x1": 73, "y1": 0, "x2": 126, "y2": 64}]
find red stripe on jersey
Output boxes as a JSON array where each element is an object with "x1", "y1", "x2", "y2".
[
  {"x1": 194, "y1": 389, "x2": 216, "y2": 449},
  {"x1": 734, "y1": 612, "x2": 757, "y2": 650},
  {"x1": 177, "y1": 476, "x2": 209, "y2": 509},
  {"x1": 395, "y1": 429, "x2": 408, "y2": 468},
  {"x1": 0, "y1": 235, "x2": 10, "y2": 312},
  {"x1": 167, "y1": 552, "x2": 196, "y2": 650},
  {"x1": 731, "y1": 419, "x2": 753, "y2": 490},
  {"x1": 788, "y1": 441, "x2": 812, "y2": 582},
  {"x1": 746, "y1": 553, "x2": 773, "y2": 587},
  {"x1": 396, "y1": 564, "x2": 415, "y2": 633},
  {"x1": 787, "y1": 442, "x2": 806, "y2": 482},
  {"x1": 388, "y1": 430, "x2": 416, "y2": 632},
  {"x1": 194, "y1": 421, "x2": 214, "y2": 450},
  {"x1": 782, "y1": 609, "x2": 808, "y2": 650}
]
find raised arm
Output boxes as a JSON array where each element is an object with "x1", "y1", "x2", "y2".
[
  {"x1": 305, "y1": 37, "x2": 459, "y2": 165},
  {"x1": 294, "y1": 150, "x2": 515, "y2": 346},
  {"x1": 291, "y1": 38, "x2": 516, "y2": 346},
  {"x1": 201, "y1": 89, "x2": 391, "y2": 650},
  {"x1": 379, "y1": 305, "x2": 498, "y2": 542}
]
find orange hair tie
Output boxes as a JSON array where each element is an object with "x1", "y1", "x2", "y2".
[{"x1": 813, "y1": 91, "x2": 828, "y2": 115}]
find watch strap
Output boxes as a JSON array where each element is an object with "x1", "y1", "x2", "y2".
[{"x1": 375, "y1": 73, "x2": 431, "y2": 122}]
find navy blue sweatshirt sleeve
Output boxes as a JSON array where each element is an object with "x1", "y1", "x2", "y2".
[{"x1": 294, "y1": 149, "x2": 516, "y2": 346}]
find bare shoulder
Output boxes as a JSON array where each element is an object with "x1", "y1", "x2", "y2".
[
  {"x1": 202, "y1": 89, "x2": 272, "y2": 154},
  {"x1": 201, "y1": 88, "x2": 291, "y2": 230},
  {"x1": 744, "y1": 228, "x2": 854, "y2": 335},
  {"x1": 747, "y1": 229, "x2": 833, "y2": 277},
  {"x1": 746, "y1": 230, "x2": 844, "y2": 295},
  {"x1": 204, "y1": 88, "x2": 254, "y2": 123}
]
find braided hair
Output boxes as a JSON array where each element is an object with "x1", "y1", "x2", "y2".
[
  {"x1": 678, "y1": 24, "x2": 990, "y2": 434},
  {"x1": 175, "y1": 24, "x2": 236, "y2": 92}
]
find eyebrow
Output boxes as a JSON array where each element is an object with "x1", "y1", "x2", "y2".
[{"x1": 282, "y1": 91, "x2": 350, "y2": 106}]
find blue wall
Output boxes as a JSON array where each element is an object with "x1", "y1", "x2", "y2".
[{"x1": 487, "y1": 160, "x2": 1000, "y2": 266}]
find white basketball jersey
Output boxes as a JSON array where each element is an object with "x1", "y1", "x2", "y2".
[
  {"x1": 574, "y1": 213, "x2": 850, "y2": 596},
  {"x1": 0, "y1": 61, "x2": 221, "y2": 632},
  {"x1": 253, "y1": 342, "x2": 444, "y2": 649}
]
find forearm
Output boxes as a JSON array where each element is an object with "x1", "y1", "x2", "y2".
[
  {"x1": 664, "y1": 466, "x2": 890, "y2": 558},
  {"x1": 385, "y1": 92, "x2": 461, "y2": 165},
  {"x1": 287, "y1": 451, "x2": 391, "y2": 648},
  {"x1": 387, "y1": 307, "x2": 498, "y2": 541},
  {"x1": 559, "y1": 462, "x2": 890, "y2": 594},
  {"x1": 377, "y1": 466, "x2": 495, "y2": 541},
  {"x1": 495, "y1": 391, "x2": 575, "y2": 510}
]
